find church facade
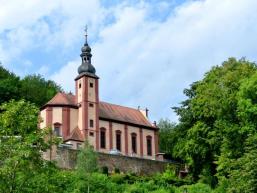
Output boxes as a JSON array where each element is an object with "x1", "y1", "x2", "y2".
[{"x1": 40, "y1": 35, "x2": 159, "y2": 160}]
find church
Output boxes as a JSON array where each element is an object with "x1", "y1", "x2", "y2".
[{"x1": 40, "y1": 32, "x2": 159, "y2": 160}]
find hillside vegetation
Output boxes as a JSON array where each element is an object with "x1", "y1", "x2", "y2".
[
  {"x1": 0, "y1": 65, "x2": 61, "y2": 106},
  {"x1": 1, "y1": 58, "x2": 257, "y2": 192},
  {"x1": 159, "y1": 57, "x2": 257, "y2": 192}
]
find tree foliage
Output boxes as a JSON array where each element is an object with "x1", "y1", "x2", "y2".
[
  {"x1": 20, "y1": 74, "x2": 62, "y2": 107},
  {"x1": 162, "y1": 58, "x2": 257, "y2": 191},
  {"x1": 0, "y1": 100, "x2": 57, "y2": 192},
  {"x1": 0, "y1": 66, "x2": 21, "y2": 104},
  {"x1": 4, "y1": 58, "x2": 257, "y2": 191},
  {"x1": 0, "y1": 100, "x2": 219, "y2": 192},
  {"x1": 0, "y1": 65, "x2": 61, "y2": 107},
  {"x1": 158, "y1": 119, "x2": 176, "y2": 155}
]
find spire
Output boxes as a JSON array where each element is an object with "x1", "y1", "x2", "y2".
[
  {"x1": 77, "y1": 27, "x2": 96, "y2": 76},
  {"x1": 84, "y1": 25, "x2": 88, "y2": 45}
]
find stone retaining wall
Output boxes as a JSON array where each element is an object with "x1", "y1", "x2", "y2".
[{"x1": 54, "y1": 147, "x2": 180, "y2": 175}]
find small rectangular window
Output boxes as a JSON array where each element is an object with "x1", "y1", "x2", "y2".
[
  {"x1": 89, "y1": 103, "x2": 94, "y2": 107},
  {"x1": 147, "y1": 137, "x2": 152, "y2": 156},
  {"x1": 89, "y1": 132, "x2": 94, "y2": 136},
  {"x1": 90, "y1": 82, "x2": 94, "y2": 88},
  {"x1": 90, "y1": 119, "x2": 94, "y2": 127},
  {"x1": 79, "y1": 83, "x2": 81, "y2": 88}
]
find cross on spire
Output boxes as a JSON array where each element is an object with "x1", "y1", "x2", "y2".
[{"x1": 84, "y1": 25, "x2": 88, "y2": 45}]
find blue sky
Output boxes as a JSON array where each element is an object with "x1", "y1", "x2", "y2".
[{"x1": 1, "y1": 0, "x2": 257, "y2": 122}]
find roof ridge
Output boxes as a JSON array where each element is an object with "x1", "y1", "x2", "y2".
[
  {"x1": 100, "y1": 101, "x2": 141, "y2": 112},
  {"x1": 99, "y1": 101, "x2": 156, "y2": 129}
]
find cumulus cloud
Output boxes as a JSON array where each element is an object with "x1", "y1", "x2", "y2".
[
  {"x1": 0, "y1": 0, "x2": 104, "y2": 69},
  {"x1": 1, "y1": 0, "x2": 257, "y2": 121},
  {"x1": 51, "y1": 59, "x2": 79, "y2": 91}
]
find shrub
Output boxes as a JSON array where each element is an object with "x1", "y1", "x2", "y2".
[
  {"x1": 176, "y1": 183, "x2": 212, "y2": 193},
  {"x1": 114, "y1": 167, "x2": 120, "y2": 174},
  {"x1": 102, "y1": 166, "x2": 109, "y2": 175},
  {"x1": 110, "y1": 173, "x2": 126, "y2": 184},
  {"x1": 150, "y1": 188, "x2": 175, "y2": 193}
]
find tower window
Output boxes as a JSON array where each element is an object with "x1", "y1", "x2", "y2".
[
  {"x1": 79, "y1": 83, "x2": 81, "y2": 88},
  {"x1": 116, "y1": 130, "x2": 121, "y2": 151},
  {"x1": 89, "y1": 132, "x2": 94, "y2": 136},
  {"x1": 131, "y1": 133, "x2": 137, "y2": 154},
  {"x1": 100, "y1": 128, "x2": 106, "y2": 149},
  {"x1": 89, "y1": 103, "x2": 94, "y2": 107},
  {"x1": 147, "y1": 136, "x2": 152, "y2": 156},
  {"x1": 90, "y1": 119, "x2": 94, "y2": 127},
  {"x1": 90, "y1": 83, "x2": 94, "y2": 88}
]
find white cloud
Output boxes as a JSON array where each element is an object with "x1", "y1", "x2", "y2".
[
  {"x1": 0, "y1": 0, "x2": 58, "y2": 29},
  {"x1": 50, "y1": 59, "x2": 79, "y2": 92},
  {"x1": 0, "y1": 0, "x2": 104, "y2": 65},
  {"x1": 38, "y1": 65, "x2": 50, "y2": 77},
  {"x1": 2, "y1": 0, "x2": 257, "y2": 122},
  {"x1": 52, "y1": 0, "x2": 257, "y2": 122}
]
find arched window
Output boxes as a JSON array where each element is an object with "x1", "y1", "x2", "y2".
[
  {"x1": 54, "y1": 122, "x2": 61, "y2": 137},
  {"x1": 100, "y1": 128, "x2": 106, "y2": 149},
  {"x1": 131, "y1": 133, "x2": 137, "y2": 154},
  {"x1": 146, "y1": 135, "x2": 152, "y2": 156},
  {"x1": 116, "y1": 130, "x2": 122, "y2": 151}
]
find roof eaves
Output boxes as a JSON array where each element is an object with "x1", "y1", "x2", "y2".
[{"x1": 99, "y1": 116, "x2": 158, "y2": 130}]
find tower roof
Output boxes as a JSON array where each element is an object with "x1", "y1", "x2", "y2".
[{"x1": 77, "y1": 27, "x2": 97, "y2": 77}]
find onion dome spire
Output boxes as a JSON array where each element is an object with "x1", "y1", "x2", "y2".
[{"x1": 78, "y1": 26, "x2": 96, "y2": 75}]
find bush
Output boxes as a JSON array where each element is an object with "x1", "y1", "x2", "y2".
[
  {"x1": 110, "y1": 173, "x2": 126, "y2": 184},
  {"x1": 153, "y1": 167, "x2": 192, "y2": 187},
  {"x1": 102, "y1": 166, "x2": 109, "y2": 175},
  {"x1": 176, "y1": 183, "x2": 212, "y2": 193},
  {"x1": 124, "y1": 183, "x2": 146, "y2": 193},
  {"x1": 114, "y1": 167, "x2": 120, "y2": 173},
  {"x1": 209, "y1": 177, "x2": 228, "y2": 193},
  {"x1": 150, "y1": 188, "x2": 175, "y2": 193}
]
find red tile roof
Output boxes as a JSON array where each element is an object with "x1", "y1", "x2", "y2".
[
  {"x1": 99, "y1": 101, "x2": 155, "y2": 128},
  {"x1": 42, "y1": 92, "x2": 157, "y2": 129},
  {"x1": 64, "y1": 127, "x2": 84, "y2": 142},
  {"x1": 45, "y1": 92, "x2": 76, "y2": 107}
]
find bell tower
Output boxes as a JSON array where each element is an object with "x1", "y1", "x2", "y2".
[{"x1": 75, "y1": 28, "x2": 99, "y2": 150}]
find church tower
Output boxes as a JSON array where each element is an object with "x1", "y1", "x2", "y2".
[{"x1": 75, "y1": 29, "x2": 99, "y2": 150}]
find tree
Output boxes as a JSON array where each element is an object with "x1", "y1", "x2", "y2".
[
  {"x1": 0, "y1": 65, "x2": 62, "y2": 107},
  {"x1": 226, "y1": 135, "x2": 257, "y2": 193},
  {"x1": 171, "y1": 58, "x2": 257, "y2": 185},
  {"x1": 20, "y1": 74, "x2": 62, "y2": 107},
  {"x1": 73, "y1": 141, "x2": 98, "y2": 192},
  {"x1": 0, "y1": 65, "x2": 21, "y2": 104},
  {"x1": 220, "y1": 71, "x2": 257, "y2": 193},
  {"x1": 76, "y1": 141, "x2": 98, "y2": 175},
  {"x1": 158, "y1": 119, "x2": 176, "y2": 155},
  {"x1": 0, "y1": 100, "x2": 58, "y2": 193}
]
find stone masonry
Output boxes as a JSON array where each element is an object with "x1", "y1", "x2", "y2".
[{"x1": 54, "y1": 147, "x2": 181, "y2": 175}]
